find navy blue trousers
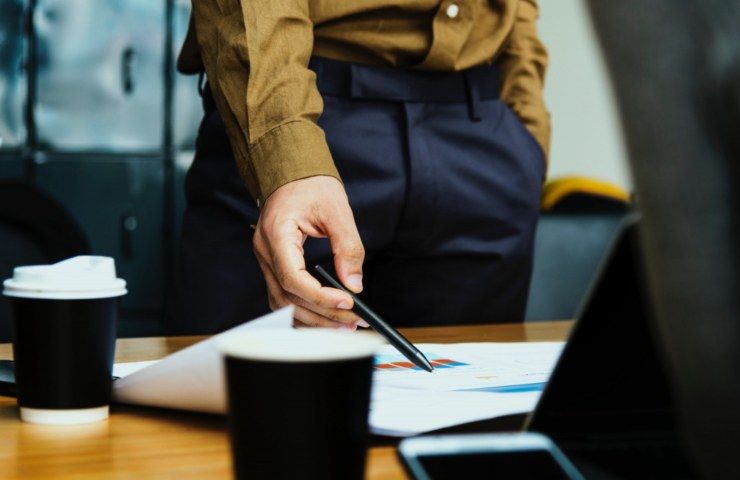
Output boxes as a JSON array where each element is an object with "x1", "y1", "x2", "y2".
[{"x1": 170, "y1": 58, "x2": 545, "y2": 334}]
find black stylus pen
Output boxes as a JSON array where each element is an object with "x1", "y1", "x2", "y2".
[{"x1": 314, "y1": 265, "x2": 434, "y2": 373}]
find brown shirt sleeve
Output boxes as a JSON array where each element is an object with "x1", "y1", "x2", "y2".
[
  {"x1": 191, "y1": 0, "x2": 340, "y2": 205},
  {"x1": 498, "y1": 0, "x2": 551, "y2": 160}
]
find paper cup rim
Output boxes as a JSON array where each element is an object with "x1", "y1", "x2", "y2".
[
  {"x1": 218, "y1": 328, "x2": 384, "y2": 363},
  {"x1": 3, "y1": 284, "x2": 127, "y2": 300}
]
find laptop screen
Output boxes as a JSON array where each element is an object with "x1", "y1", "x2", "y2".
[{"x1": 527, "y1": 217, "x2": 676, "y2": 440}]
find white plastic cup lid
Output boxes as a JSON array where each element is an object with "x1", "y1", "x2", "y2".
[
  {"x1": 219, "y1": 328, "x2": 384, "y2": 363},
  {"x1": 3, "y1": 256, "x2": 127, "y2": 300}
]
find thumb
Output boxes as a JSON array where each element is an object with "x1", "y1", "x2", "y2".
[{"x1": 325, "y1": 208, "x2": 365, "y2": 293}]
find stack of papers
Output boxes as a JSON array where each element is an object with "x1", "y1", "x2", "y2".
[{"x1": 112, "y1": 307, "x2": 564, "y2": 436}]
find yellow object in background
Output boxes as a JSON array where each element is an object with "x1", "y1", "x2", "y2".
[{"x1": 541, "y1": 176, "x2": 630, "y2": 212}]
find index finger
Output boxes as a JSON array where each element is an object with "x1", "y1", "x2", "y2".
[{"x1": 268, "y1": 224, "x2": 354, "y2": 310}]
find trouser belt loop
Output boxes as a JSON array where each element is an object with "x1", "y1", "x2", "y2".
[{"x1": 462, "y1": 70, "x2": 482, "y2": 122}]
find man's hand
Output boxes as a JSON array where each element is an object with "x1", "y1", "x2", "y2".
[{"x1": 253, "y1": 176, "x2": 369, "y2": 330}]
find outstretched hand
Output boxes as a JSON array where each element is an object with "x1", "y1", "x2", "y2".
[{"x1": 252, "y1": 176, "x2": 369, "y2": 330}]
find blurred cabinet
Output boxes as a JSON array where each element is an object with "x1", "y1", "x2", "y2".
[
  {"x1": 172, "y1": 0, "x2": 203, "y2": 150},
  {"x1": 34, "y1": 155, "x2": 165, "y2": 335},
  {"x1": 0, "y1": 1, "x2": 205, "y2": 334},
  {"x1": 173, "y1": 150, "x2": 194, "y2": 247},
  {"x1": 0, "y1": 0, "x2": 27, "y2": 149},
  {"x1": 0, "y1": 155, "x2": 24, "y2": 179},
  {"x1": 33, "y1": 0, "x2": 165, "y2": 152}
]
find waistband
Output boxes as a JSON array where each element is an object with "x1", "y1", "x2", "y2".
[
  {"x1": 202, "y1": 57, "x2": 499, "y2": 121},
  {"x1": 308, "y1": 56, "x2": 500, "y2": 103}
]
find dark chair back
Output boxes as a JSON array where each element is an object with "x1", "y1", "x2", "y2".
[
  {"x1": 0, "y1": 181, "x2": 90, "y2": 342},
  {"x1": 526, "y1": 212, "x2": 627, "y2": 321}
]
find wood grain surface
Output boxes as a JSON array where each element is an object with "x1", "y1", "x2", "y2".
[{"x1": 0, "y1": 321, "x2": 572, "y2": 479}]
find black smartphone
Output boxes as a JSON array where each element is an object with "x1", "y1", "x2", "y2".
[{"x1": 397, "y1": 432, "x2": 584, "y2": 480}]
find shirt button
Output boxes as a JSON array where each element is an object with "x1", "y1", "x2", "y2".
[{"x1": 446, "y1": 3, "x2": 460, "y2": 19}]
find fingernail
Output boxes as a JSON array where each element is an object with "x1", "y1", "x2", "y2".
[
  {"x1": 357, "y1": 320, "x2": 370, "y2": 328},
  {"x1": 340, "y1": 324, "x2": 355, "y2": 332},
  {"x1": 337, "y1": 301, "x2": 351, "y2": 310},
  {"x1": 347, "y1": 274, "x2": 363, "y2": 292}
]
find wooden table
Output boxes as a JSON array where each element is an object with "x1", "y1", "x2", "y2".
[{"x1": 0, "y1": 321, "x2": 572, "y2": 479}]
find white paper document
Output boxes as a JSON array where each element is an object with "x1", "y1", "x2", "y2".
[
  {"x1": 368, "y1": 342, "x2": 563, "y2": 436},
  {"x1": 368, "y1": 388, "x2": 541, "y2": 436},
  {"x1": 112, "y1": 308, "x2": 564, "y2": 436},
  {"x1": 112, "y1": 308, "x2": 293, "y2": 413}
]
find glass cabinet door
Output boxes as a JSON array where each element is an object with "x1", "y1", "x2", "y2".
[
  {"x1": 0, "y1": 0, "x2": 27, "y2": 150},
  {"x1": 34, "y1": 0, "x2": 165, "y2": 152},
  {"x1": 172, "y1": 0, "x2": 202, "y2": 150},
  {"x1": 35, "y1": 155, "x2": 166, "y2": 335}
]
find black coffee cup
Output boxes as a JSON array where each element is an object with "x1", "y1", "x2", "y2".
[
  {"x1": 219, "y1": 327, "x2": 383, "y2": 480},
  {"x1": 3, "y1": 256, "x2": 126, "y2": 425}
]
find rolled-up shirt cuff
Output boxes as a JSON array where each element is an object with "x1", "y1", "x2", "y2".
[{"x1": 247, "y1": 120, "x2": 341, "y2": 206}]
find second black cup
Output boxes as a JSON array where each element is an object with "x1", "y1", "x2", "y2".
[{"x1": 219, "y1": 328, "x2": 382, "y2": 480}]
